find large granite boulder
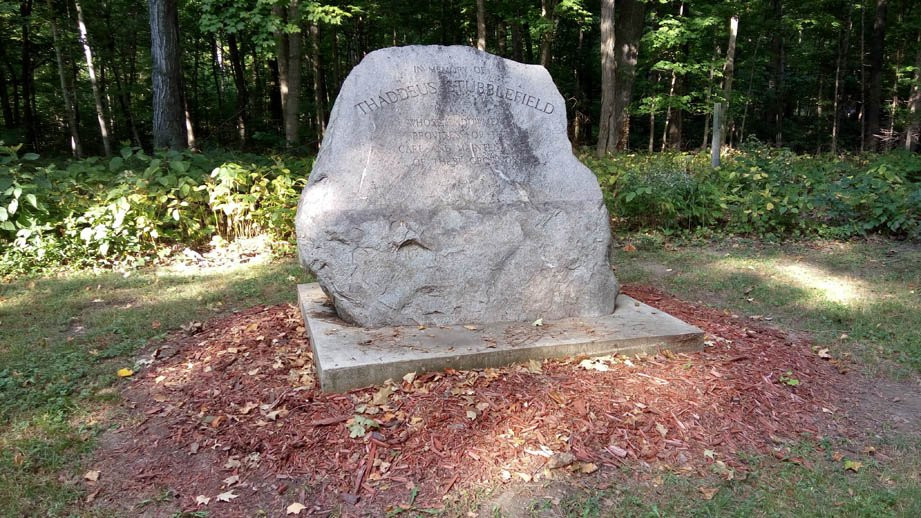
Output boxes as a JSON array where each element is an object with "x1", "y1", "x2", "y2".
[{"x1": 296, "y1": 45, "x2": 618, "y2": 327}]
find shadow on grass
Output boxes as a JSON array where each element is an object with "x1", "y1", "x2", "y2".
[
  {"x1": 614, "y1": 241, "x2": 921, "y2": 377},
  {"x1": 0, "y1": 257, "x2": 311, "y2": 515}
]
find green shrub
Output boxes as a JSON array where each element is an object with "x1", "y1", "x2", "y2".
[
  {"x1": 585, "y1": 146, "x2": 921, "y2": 240},
  {"x1": 0, "y1": 145, "x2": 310, "y2": 276}
]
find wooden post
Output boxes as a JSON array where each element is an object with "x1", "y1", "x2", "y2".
[{"x1": 711, "y1": 102, "x2": 722, "y2": 168}]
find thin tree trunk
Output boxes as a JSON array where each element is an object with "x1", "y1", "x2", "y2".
[
  {"x1": 859, "y1": 4, "x2": 866, "y2": 151},
  {"x1": 739, "y1": 35, "x2": 761, "y2": 145},
  {"x1": 596, "y1": 0, "x2": 616, "y2": 156},
  {"x1": 211, "y1": 36, "x2": 224, "y2": 113},
  {"x1": 886, "y1": 49, "x2": 900, "y2": 151},
  {"x1": 227, "y1": 33, "x2": 248, "y2": 145},
  {"x1": 661, "y1": 70, "x2": 677, "y2": 151},
  {"x1": 711, "y1": 102, "x2": 722, "y2": 167},
  {"x1": 701, "y1": 53, "x2": 716, "y2": 151},
  {"x1": 476, "y1": 0, "x2": 486, "y2": 50},
  {"x1": 538, "y1": 0, "x2": 556, "y2": 67},
  {"x1": 310, "y1": 21, "x2": 325, "y2": 143},
  {"x1": 46, "y1": 0, "x2": 82, "y2": 157},
  {"x1": 20, "y1": 0, "x2": 37, "y2": 150},
  {"x1": 865, "y1": 0, "x2": 887, "y2": 151},
  {"x1": 496, "y1": 19, "x2": 506, "y2": 56},
  {"x1": 770, "y1": 0, "x2": 784, "y2": 147},
  {"x1": 906, "y1": 34, "x2": 921, "y2": 151},
  {"x1": 720, "y1": 15, "x2": 739, "y2": 148},
  {"x1": 75, "y1": 0, "x2": 111, "y2": 156},
  {"x1": 523, "y1": 22, "x2": 534, "y2": 63},
  {"x1": 831, "y1": 12, "x2": 852, "y2": 154},
  {"x1": 148, "y1": 0, "x2": 187, "y2": 150},
  {"x1": 0, "y1": 62, "x2": 11, "y2": 128},
  {"x1": 511, "y1": 21, "x2": 523, "y2": 61}
]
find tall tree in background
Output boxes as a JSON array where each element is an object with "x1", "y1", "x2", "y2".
[
  {"x1": 19, "y1": 0, "x2": 37, "y2": 150},
  {"x1": 46, "y1": 0, "x2": 81, "y2": 157},
  {"x1": 476, "y1": 0, "x2": 486, "y2": 50},
  {"x1": 596, "y1": 0, "x2": 616, "y2": 155},
  {"x1": 719, "y1": 14, "x2": 739, "y2": 148},
  {"x1": 907, "y1": 34, "x2": 921, "y2": 151},
  {"x1": 75, "y1": 0, "x2": 112, "y2": 157},
  {"x1": 865, "y1": 0, "x2": 888, "y2": 151},
  {"x1": 597, "y1": 0, "x2": 645, "y2": 155},
  {"x1": 149, "y1": 0, "x2": 188, "y2": 149},
  {"x1": 275, "y1": 1, "x2": 303, "y2": 147}
]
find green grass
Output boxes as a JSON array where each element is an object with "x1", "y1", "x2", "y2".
[
  {"x1": 0, "y1": 256, "x2": 311, "y2": 516},
  {"x1": 2, "y1": 236, "x2": 920, "y2": 516},
  {"x1": 614, "y1": 235, "x2": 921, "y2": 378}
]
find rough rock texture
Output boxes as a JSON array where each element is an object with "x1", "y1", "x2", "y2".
[{"x1": 296, "y1": 45, "x2": 618, "y2": 327}]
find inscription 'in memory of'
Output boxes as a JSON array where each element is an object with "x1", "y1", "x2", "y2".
[{"x1": 354, "y1": 78, "x2": 556, "y2": 116}]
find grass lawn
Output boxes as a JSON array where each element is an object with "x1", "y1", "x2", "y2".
[{"x1": 1, "y1": 236, "x2": 919, "y2": 516}]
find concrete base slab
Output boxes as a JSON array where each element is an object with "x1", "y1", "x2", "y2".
[{"x1": 298, "y1": 283, "x2": 705, "y2": 392}]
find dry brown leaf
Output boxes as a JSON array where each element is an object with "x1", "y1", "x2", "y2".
[
  {"x1": 195, "y1": 495, "x2": 211, "y2": 506},
  {"x1": 286, "y1": 502, "x2": 307, "y2": 515},
  {"x1": 83, "y1": 470, "x2": 100, "y2": 482},
  {"x1": 699, "y1": 486, "x2": 719, "y2": 500},
  {"x1": 216, "y1": 490, "x2": 238, "y2": 502}
]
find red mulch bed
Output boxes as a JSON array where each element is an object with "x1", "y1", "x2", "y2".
[{"x1": 88, "y1": 284, "x2": 844, "y2": 516}]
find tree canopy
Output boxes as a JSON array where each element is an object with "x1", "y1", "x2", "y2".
[{"x1": 1, "y1": 0, "x2": 919, "y2": 155}]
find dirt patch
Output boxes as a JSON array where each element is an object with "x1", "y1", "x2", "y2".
[{"x1": 84, "y1": 284, "x2": 876, "y2": 516}]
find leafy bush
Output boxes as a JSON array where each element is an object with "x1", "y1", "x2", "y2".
[
  {"x1": 0, "y1": 145, "x2": 310, "y2": 275},
  {"x1": 584, "y1": 147, "x2": 921, "y2": 240}
]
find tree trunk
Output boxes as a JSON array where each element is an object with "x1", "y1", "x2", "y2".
[
  {"x1": 46, "y1": 0, "x2": 82, "y2": 157},
  {"x1": 711, "y1": 102, "x2": 722, "y2": 167},
  {"x1": 210, "y1": 36, "x2": 224, "y2": 113},
  {"x1": 75, "y1": 0, "x2": 111, "y2": 156},
  {"x1": 720, "y1": 15, "x2": 739, "y2": 148},
  {"x1": 227, "y1": 33, "x2": 248, "y2": 145},
  {"x1": 596, "y1": 0, "x2": 616, "y2": 156},
  {"x1": 148, "y1": 0, "x2": 187, "y2": 150},
  {"x1": 613, "y1": 0, "x2": 645, "y2": 150},
  {"x1": 769, "y1": 0, "x2": 785, "y2": 147},
  {"x1": 597, "y1": 0, "x2": 645, "y2": 155},
  {"x1": 511, "y1": 21, "x2": 523, "y2": 61},
  {"x1": 831, "y1": 11, "x2": 852, "y2": 154},
  {"x1": 538, "y1": 0, "x2": 557, "y2": 67},
  {"x1": 476, "y1": 0, "x2": 486, "y2": 50},
  {"x1": 906, "y1": 34, "x2": 921, "y2": 151},
  {"x1": 274, "y1": 1, "x2": 302, "y2": 147},
  {"x1": 864, "y1": 0, "x2": 888, "y2": 151},
  {"x1": 310, "y1": 21, "x2": 325, "y2": 144},
  {"x1": 20, "y1": 0, "x2": 37, "y2": 150},
  {"x1": 496, "y1": 19, "x2": 506, "y2": 56},
  {"x1": 865, "y1": 0, "x2": 887, "y2": 151},
  {"x1": 0, "y1": 62, "x2": 11, "y2": 128}
]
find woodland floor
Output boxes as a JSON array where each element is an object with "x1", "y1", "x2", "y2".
[{"x1": 81, "y1": 283, "x2": 921, "y2": 517}]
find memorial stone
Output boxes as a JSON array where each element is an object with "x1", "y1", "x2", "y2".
[{"x1": 296, "y1": 45, "x2": 619, "y2": 327}]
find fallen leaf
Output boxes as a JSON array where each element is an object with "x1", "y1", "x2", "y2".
[
  {"x1": 216, "y1": 490, "x2": 238, "y2": 502},
  {"x1": 195, "y1": 495, "x2": 211, "y2": 506},
  {"x1": 516, "y1": 472, "x2": 532, "y2": 482},
  {"x1": 286, "y1": 502, "x2": 307, "y2": 515},
  {"x1": 402, "y1": 371, "x2": 416, "y2": 384},
  {"x1": 844, "y1": 460, "x2": 862, "y2": 473},
  {"x1": 547, "y1": 452, "x2": 576, "y2": 469},
  {"x1": 817, "y1": 348, "x2": 831, "y2": 359},
  {"x1": 532, "y1": 318, "x2": 543, "y2": 327},
  {"x1": 223, "y1": 475, "x2": 240, "y2": 486},
  {"x1": 116, "y1": 368, "x2": 134, "y2": 378},
  {"x1": 623, "y1": 243, "x2": 637, "y2": 252},
  {"x1": 656, "y1": 422, "x2": 669, "y2": 438},
  {"x1": 224, "y1": 457, "x2": 242, "y2": 469},
  {"x1": 83, "y1": 470, "x2": 100, "y2": 482},
  {"x1": 579, "y1": 358, "x2": 609, "y2": 372},
  {"x1": 831, "y1": 451, "x2": 844, "y2": 462},
  {"x1": 578, "y1": 462, "x2": 598, "y2": 474},
  {"x1": 85, "y1": 487, "x2": 101, "y2": 503},
  {"x1": 699, "y1": 486, "x2": 719, "y2": 500},
  {"x1": 188, "y1": 442, "x2": 200, "y2": 455},
  {"x1": 371, "y1": 386, "x2": 394, "y2": 406},
  {"x1": 239, "y1": 401, "x2": 259, "y2": 415},
  {"x1": 527, "y1": 359, "x2": 542, "y2": 374},
  {"x1": 151, "y1": 320, "x2": 161, "y2": 329},
  {"x1": 463, "y1": 325, "x2": 478, "y2": 331},
  {"x1": 703, "y1": 449, "x2": 716, "y2": 459},
  {"x1": 466, "y1": 410, "x2": 477, "y2": 420}
]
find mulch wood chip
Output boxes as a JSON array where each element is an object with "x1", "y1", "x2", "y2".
[{"x1": 89, "y1": 284, "x2": 844, "y2": 515}]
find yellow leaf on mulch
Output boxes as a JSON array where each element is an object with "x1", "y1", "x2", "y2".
[{"x1": 116, "y1": 368, "x2": 134, "y2": 378}]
